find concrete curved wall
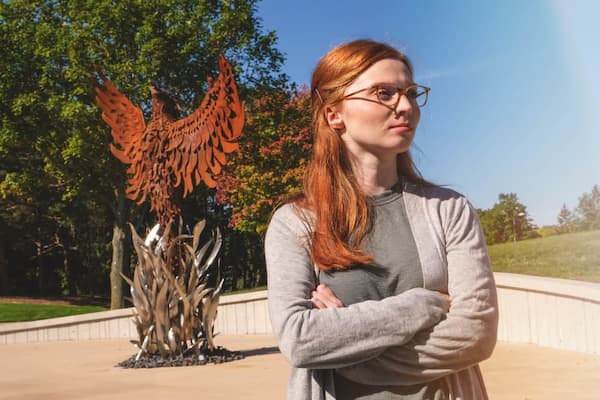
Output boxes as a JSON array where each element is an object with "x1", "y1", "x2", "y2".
[
  {"x1": 2, "y1": 273, "x2": 599, "y2": 355},
  {"x1": 494, "y1": 272, "x2": 600, "y2": 354}
]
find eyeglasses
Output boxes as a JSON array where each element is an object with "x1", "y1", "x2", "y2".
[{"x1": 342, "y1": 84, "x2": 430, "y2": 110}]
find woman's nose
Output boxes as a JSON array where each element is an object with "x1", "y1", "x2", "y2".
[{"x1": 394, "y1": 93, "x2": 415, "y2": 116}]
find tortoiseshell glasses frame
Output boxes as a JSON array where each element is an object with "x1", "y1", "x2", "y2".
[{"x1": 342, "y1": 84, "x2": 430, "y2": 110}]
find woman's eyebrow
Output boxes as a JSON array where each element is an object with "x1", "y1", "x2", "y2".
[{"x1": 370, "y1": 81, "x2": 415, "y2": 88}]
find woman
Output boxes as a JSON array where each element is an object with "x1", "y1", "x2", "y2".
[{"x1": 265, "y1": 39, "x2": 498, "y2": 400}]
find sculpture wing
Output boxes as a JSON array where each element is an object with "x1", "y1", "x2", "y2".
[
  {"x1": 167, "y1": 55, "x2": 244, "y2": 194},
  {"x1": 94, "y1": 69, "x2": 146, "y2": 172}
]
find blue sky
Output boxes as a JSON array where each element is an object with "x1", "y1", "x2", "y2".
[{"x1": 256, "y1": 0, "x2": 600, "y2": 226}]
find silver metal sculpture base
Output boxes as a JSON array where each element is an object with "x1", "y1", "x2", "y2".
[
  {"x1": 120, "y1": 220, "x2": 228, "y2": 366},
  {"x1": 117, "y1": 345, "x2": 244, "y2": 368}
]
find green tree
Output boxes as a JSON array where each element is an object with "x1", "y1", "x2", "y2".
[
  {"x1": 576, "y1": 193, "x2": 595, "y2": 228},
  {"x1": 557, "y1": 203, "x2": 575, "y2": 234},
  {"x1": 0, "y1": 0, "x2": 286, "y2": 304},
  {"x1": 477, "y1": 193, "x2": 537, "y2": 245},
  {"x1": 575, "y1": 184, "x2": 600, "y2": 230}
]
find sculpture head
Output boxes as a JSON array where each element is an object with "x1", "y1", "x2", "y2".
[{"x1": 150, "y1": 79, "x2": 183, "y2": 119}]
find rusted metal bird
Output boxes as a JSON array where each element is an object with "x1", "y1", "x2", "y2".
[{"x1": 94, "y1": 55, "x2": 244, "y2": 227}]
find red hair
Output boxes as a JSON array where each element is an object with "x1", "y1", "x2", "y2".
[{"x1": 301, "y1": 39, "x2": 433, "y2": 271}]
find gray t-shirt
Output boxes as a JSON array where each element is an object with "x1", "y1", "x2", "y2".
[{"x1": 318, "y1": 184, "x2": 449, "y2": 400}]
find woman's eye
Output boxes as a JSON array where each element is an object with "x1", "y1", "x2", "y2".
[
  {"x1": 376, "y1": 87, "x2": 396, "y2": 101},
  {"x1": 406, "y1": 87, "x2": 419, "y2": 99}
]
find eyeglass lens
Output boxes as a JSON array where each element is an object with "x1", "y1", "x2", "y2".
[{"x1": 376, "y1": 86, "x2": 428, "y2": 108}]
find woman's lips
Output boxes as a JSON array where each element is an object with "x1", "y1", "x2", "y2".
[{"x1": 389, "y1": 124, "x2": 411, "y2": 132}]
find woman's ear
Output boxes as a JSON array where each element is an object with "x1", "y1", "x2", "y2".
[{"x1": 325, "y1": 106, "x2": 345, "y2": 130}]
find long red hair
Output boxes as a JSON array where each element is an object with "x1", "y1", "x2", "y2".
[{"x1": 300, "y1": 39, "x2": 433, "y2": 271}]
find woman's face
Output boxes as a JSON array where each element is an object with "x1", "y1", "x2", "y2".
[{"x1": 328, "y1": 58, "x2": 420, "y2": 161}]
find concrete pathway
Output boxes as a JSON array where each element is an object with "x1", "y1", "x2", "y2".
[{"x1": 1, "y1": 335, "x2": 599, "y2": 400}]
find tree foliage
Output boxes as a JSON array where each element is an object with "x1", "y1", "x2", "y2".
[
  {"x1": 477, "y1": 193, "x2": 538, "y2": 245},
  {"x1": 557, "y1": 203, "x2": 575, "y2": 233},
  {"x1": 574, "y1": 184, "x2": 600, "y2": 230},
  {"x1": 0, "y1": 0, "x2": 286, "y2": 299},
  {"x1": 557, "y1": 184, "x2": 600, "y2": 234},
  {"x1": 215, "y1": 86, "x2": 312, "y2": 234},
  {"x1": 210, "y1": 86, "x2": 312, "y2": 290}
]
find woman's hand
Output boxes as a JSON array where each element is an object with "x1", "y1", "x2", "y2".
[
  {"x1": 440, "y1": 293, "x2": 451, "y2": 309},
  {"x1": 311, "y1": 284, "x2": 344, "y2": 309}
]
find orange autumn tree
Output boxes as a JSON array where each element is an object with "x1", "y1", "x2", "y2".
[{"x1": 216, "y1": 86, "x2": 312, "y2": 234}]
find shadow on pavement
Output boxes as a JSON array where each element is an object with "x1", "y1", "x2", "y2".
[{"x1": 241, "y1": 346, "x2": 281, "y2": 357}]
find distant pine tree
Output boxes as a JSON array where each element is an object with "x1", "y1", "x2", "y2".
[
  {"x1": 557, "y1": 203, "x2": 575, "y2": 233},
  {"x1": 575, "y1": 185, "x2": 600, "y2": 230}
]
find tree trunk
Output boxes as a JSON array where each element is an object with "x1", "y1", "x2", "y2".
[
  {"x1": 0, "y1": 240, "x2": 9, "y2": 295},
  {"x1": 58, "y1": 225, "x2": 79, "y2": 297},
  {"x1": 110, "y1": 186, "x2": 130, "y2": 309},
  {"x1": 36, "y1": 237, "x2": 47, "y2": 296}
]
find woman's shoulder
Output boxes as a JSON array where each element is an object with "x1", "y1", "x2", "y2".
[
  {"x1": 271, "y1": 202, "x2": 301, "y2": 222},
  {"x1": 269, "y1": 200, "x2": 314, "y2": 233},
  {"x1": 403, "y1": 182, "x2": 477, "y2": 227},
  {"x1": 404, "y1": 182, "x2": 469, "y2": 206}
]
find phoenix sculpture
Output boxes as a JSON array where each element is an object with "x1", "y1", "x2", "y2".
[
  {"x1": 94, "y1": 55, "x2": 244, "y2": 227},
  {"x1": 94, "y1": 56, "x2": 244, "y2": 366}
]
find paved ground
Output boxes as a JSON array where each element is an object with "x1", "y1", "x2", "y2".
[{"x1": 1, "y1": 335, "x2": 599, "y2": 400}]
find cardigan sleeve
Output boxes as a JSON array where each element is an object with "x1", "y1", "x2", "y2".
[
  {"x1": 336, "y1": 199, "x2": 498, "y2": 385},
  {"x1": 266, "y1": 204, "x2": 450, "y2": 370}
]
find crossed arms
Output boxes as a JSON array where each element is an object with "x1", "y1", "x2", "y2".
[{"x1": 265, "y1": 200, "x2": 498, "y2": 384}]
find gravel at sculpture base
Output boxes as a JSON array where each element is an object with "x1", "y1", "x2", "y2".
[{"x1": 117, "y1": 345, "x2": 244, "y2": 368}]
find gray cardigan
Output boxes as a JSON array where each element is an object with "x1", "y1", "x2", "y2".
[{"x1": 265, "y1": 182, "x2": 498, "y2": 400}]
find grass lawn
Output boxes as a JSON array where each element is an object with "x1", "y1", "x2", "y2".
[
  {"x1": 488, "y1": 229, "x2": 600, "y2": 283},
  {"x1": 0, "y1": 303, "x2": 107, "y2": 323}
]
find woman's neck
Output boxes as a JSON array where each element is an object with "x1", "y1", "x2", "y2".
[{"x1": 348, "y1": 153, "x2": 399, "y2": 196}]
